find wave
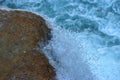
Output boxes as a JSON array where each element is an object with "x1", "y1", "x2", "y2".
[{"x1": 1, "y1": 0, "x2": 120, "y2": 80}]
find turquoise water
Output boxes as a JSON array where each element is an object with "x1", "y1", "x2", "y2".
[{"x1": 1, "y1": 0, "x2": 120, "y2": 80}]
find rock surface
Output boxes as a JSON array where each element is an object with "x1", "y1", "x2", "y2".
[
  {"x1": 0, "y1": 9, "x2": 55, "y2": 80},
  {"x1": 5, "y1": 50, "x2": 55, "y2": 80}
]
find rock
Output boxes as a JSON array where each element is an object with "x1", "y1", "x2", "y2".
[
  {"x1": 0, "y1": 10, "x2": 51, "y2": 54},
  {"x1": 0, "y1": 9, "x2": 55, "y2": 80},
  {"x1": 5, "y1": 50, "x2": 55, "y2": 80}
]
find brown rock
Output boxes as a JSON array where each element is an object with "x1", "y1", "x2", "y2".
[
  {"x1": 6, "y1": 50, "x2": 55, "y2": 80},
  {"x1": 0, "y1": 10, "x2": 51, "y2": 54},
  {"x1": 0, "y1": 9, "x2": 55, "y2": 80}
]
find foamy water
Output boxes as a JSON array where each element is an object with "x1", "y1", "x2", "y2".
[{"x1": 1, "y1": 0, "x2": 120, "y2": 80}]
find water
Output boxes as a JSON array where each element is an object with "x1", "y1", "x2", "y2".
[{"x1": 1, "y1": 0, "x2": 120, "y2": 80}]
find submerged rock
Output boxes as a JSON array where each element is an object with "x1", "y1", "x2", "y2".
[{"x1": 0, "y1": 9, "x2": 55, "y2": 80}]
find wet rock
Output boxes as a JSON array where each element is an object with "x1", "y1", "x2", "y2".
[
  {"x1": 0, "y1": 10, "x2": 51, "y2": 54},
  {"x1": 0, "y1": 9, "x2": 55, "y2": 80},
  {"x1": 5, "y1": 50, "x2": 55, "y2": 80}
]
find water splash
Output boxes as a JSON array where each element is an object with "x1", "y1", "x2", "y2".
[{"x1": 1, "y1": 0, "x2": 120, "y2": 80}]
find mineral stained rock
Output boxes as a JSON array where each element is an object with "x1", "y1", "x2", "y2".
[{"x1": 0, "y1": 9, "x2": 55, "y2": 80}]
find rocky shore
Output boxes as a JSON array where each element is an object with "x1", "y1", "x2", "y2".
[{"x1": 0, "y1": 9, "x2": 55, "y2": 80}]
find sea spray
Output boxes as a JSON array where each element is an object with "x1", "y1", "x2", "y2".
[{"x1": 1, "y1": 0, "x2": 120, "y2": 80}]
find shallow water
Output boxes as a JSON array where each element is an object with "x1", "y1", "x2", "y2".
[{"x1": 1, "y1": 0, "x2": 120, "y2": 80}]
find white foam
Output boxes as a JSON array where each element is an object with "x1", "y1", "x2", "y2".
[
  {"x1": 43, "y1": 27, "x2": 96, "y2": 80},
  {"x1": 43, "y1": 22, "x2": 120, "y2": 80}
]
